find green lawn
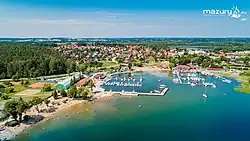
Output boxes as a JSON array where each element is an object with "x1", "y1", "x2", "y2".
[
  {"x1": 235, "y1": 85, "x2": 250, "y2": 94},
  {"x1": 11, "y1": 85, "x2": 27, "y2": 94},
  {"x1": 234, "y1": 74, "x2": 250, "y2": 94},
  {"x1": 99, "y1": 61, "x2": 118, "y2": 68},
  {"x1": 12, "y1": 92, "x2": 51, "y2": 101}
]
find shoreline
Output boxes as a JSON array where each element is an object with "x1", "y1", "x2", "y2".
[
  {"x1": 2, "y1": 67, "x2": 245, "y2": 140},
  {"x1": 0, "y1": 93, "x2": 115, "y2": 140}
]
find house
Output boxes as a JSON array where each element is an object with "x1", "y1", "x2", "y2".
[
  {"x1": 76, "y1": 77, "x2": 90, "y2": 88},
  {"x1": 207, "y1": 68, "x2": 225, "y2": 72},
  {"x1": 175, "y1": 65, "x2": 191, "y2": 70}
]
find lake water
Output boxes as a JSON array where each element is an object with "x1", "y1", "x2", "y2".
[{"x1": 13, "y1": 71, "x2": 250, "y2": 141}]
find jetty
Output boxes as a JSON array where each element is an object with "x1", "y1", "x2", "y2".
[
  {"x1": 104, "y1": 88, "x2": 169, "y2": 96},
  {"x1": 138, "y1": 88, "x2": 169, "y2": 96}
]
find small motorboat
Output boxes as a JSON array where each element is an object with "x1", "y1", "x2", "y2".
[
  {"x1": 154, "y1": 90, "x2": 160, "y2": 93},
  {"x1": 212, "y1": 84, "x2": 216, "y2": 88},
  {"x1": 202, "y1": 93, "x2": 208, "y2": 98},
  {"x1": 222, "y1": 78, "x2": 232, "y2": 83}
]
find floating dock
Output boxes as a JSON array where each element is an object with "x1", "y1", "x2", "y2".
[{"x1": 104, "y1": 88, "x2": 169, "y2": 96}]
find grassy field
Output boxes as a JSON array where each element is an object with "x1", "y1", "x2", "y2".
[
  {"x1": 99, "y1": 61, "x2": 118, "y2": 68},
  {"x1": 12, "y1": 91, "x2": 51, "y2": 101},
  {"x1": 12, "y1": 94, "x2": 51, "y2": 101},
  {"x1": 235, "y1": 86, "x2": 250, "y2": 94},
  {"x1": 234, "y1": 74, "x2": 250, "y2": 94},
  {"x1": 11, "y1": 85, "x2": 27, "y2": 94}
]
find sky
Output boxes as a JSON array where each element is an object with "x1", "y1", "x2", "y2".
[{"x1": 0, "y1": 0, "x2": 250, "y2": 37}]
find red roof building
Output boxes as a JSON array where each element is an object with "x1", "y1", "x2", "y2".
[
  {"x1": 207, "y1": 68, "x2": 225, "y2": 71},
  {"x1": 76, "y1": 77, "x2": 90, "y2": 87}
]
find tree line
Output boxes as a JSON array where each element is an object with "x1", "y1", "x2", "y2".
[{"x1": 0, "y1": 43, "x2": 76, "y2": 79}]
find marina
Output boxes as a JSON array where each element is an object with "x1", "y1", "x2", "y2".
[
  {"x1": 101, "y1": 72, "x2": 169, "y2": 96},
  {"x1": 172, "y1": 70, "x2": 232, "y2": 89}
]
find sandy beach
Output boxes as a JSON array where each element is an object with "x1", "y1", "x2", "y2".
[
  {"x1": 133, "y1": 66, "x2": 170, "y2": 72},
  {"x1": 0, "y1": 92, "x2": 115, "y2": 140}
]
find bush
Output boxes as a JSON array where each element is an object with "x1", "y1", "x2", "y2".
[
  {"x1": 52, "y1": 90, "x2": 58, "y2": 99},
  {"x1": 3, "y1": 81, "x2": 13, "y2": 87},
  {"x1": 60, "y1": 89, "x2": 67, "y2": 97},
  {"x1": 28, "y1": 96, "x2": 43, "y2": 107},
  {"x1": 20, "y1": 79, "x2": 24, "y2": 85},
  {"x1": 4, "y1": 87, "x2": 15, "y2": 94},
  {"x1": 67, "y1": 85, "x2": 77, "y2": 98},
  {"x1": 41, "y1": 84, "x2": 52, "y2": 92},
  {"x1": 0, "y1": 84, "x2": 5, "y2": 88},
  {"x1": 24, "y1": 80, "x2": 30, "y2": 86},
  {"x1": 5, "y1": 120, "x2": 20, "y2": 127},
  {"x1": 1, "y1": 93, "x2": 10, "y2": 100}
]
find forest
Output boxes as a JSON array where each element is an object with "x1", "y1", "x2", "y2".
[{"x1": 0, "y1": 43, "x2": 76, "y2": 79}]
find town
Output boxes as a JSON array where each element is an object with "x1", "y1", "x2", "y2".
[{"x1": 0, "y1": 39, "x2": 250, "y2": 140}]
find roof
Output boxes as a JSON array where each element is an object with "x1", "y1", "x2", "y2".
[
  {"x1": 76, "y1": 77, "x2": 90, "y2": 87},
  {"x1": 207, "y1": 68, "x2": 225, "y2": 71},
  {"x1": 175, "y1": 65, "x2": 191, "y2": 70}
]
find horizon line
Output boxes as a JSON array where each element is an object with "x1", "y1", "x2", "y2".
[{"x1": 1, "y1": 36, "x2": 250, "y2": 39}]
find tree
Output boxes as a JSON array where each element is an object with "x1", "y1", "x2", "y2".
[
  {"x1": 128, "y1": 62, "x2": 132, "y2": 70},
  {"x1": 0, "y1": 93, "x2": 10, "y2": 100},
  {"x1": 128, "y1": 72, "x2": 132, "y2": 78},
  {"x1": 4, "y1": 87, "x2": 14, "y2": 94},
  {"x1": 44, "y1": 99, "x2": 50, "y2": 107},
  {"x1": 134, "y1": 60, "x2": 143, "y2": 67},
  {"x1": 88, "y1": 80, "x2": 95, "y2": 91},
  {"x1": 4, "y1": 100, "x2": 18, "y2": 121},
  {"x1": 20, "y1": 79, "x2": 24, "y2": 85},
  {"x1": 24, "y1": 80, "x2": 30, "y2": 86},
  {"x1": 117, "y1": 58, "x2": 124, "y2": 64},
  {"x1": 41, "y1": 84, "x2": 52, "y2": 92},
  {"x1": 16, "y1": 97, "x2": 28, "y2": 122},
  {"x1": 77, "y1": 86, "x2": 92, "y2": 99},
  {"x1": 168, "y1": 62, "x2": 175, "y2": 69},
  {"x1": 60, "y1": 89, "x2": 67, "y2": 97},
  {"x1": 67, "y1": 85, "x2": 77, "y2": 98},
  {"x1": 52, "y1": 90, "x2": 58, "y2": 99},
  {"x1": 29, "y1": 96, "x2": 43, "y2": 107},
  {"x1": 78, "y1": 64, "x2": 87, "y2": 73}
]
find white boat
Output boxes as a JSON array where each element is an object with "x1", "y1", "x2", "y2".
[
  {"x1": 212, "y1": 84, "x2": 216, "y2": 88},
  {"x1": 202, "y1": 93, "x2": 208, "y2": 98},
  {"x1": 222, "y1": 79, "x2": 231, "y2": 83},
  {"x1": 131, "y1": 91, "x2": 137, "y2": 94},
  {"x1": 190, "y1": 83, "x2": 196, "y2": 87},
  {"x1": 154, "y1": 90, "x2": 160, "y2": 93}
]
